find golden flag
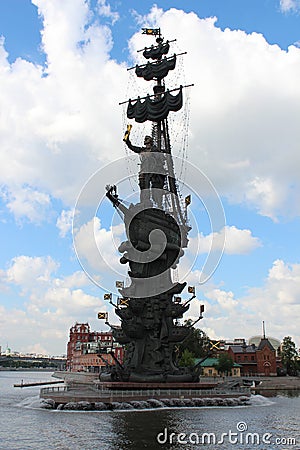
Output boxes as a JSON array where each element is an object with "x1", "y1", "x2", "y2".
[
  {"x1": 142, "y1": 28, "x2": 160, "y2": 36},
  {"x1": 185, "y1": 195, "x2": 191, "y2": 206},
  {"x1": 98, "y1": 312, "x2": 108, "y2": 320},
  {"x1": 188, "y1": 286, "x2": 195, "y2": 294},
  {"x1": 119, "y1": 298, "x2": 129, "y2": 307}
]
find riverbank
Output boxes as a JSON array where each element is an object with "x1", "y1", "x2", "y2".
[
  {"x1": 0, "y1": 367, "x2": 56, "y2": 372},
  {"x1": 251, "y1": 376, "x2": 300, "y2": 391}
]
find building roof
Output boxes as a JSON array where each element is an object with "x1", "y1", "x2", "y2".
[
  {"x1": 257, "y1": 338, "x2": 275, "y2": 351},
  {"x1": 194, "y1": 357, "x2": 241, "y2": 368},
  {"x1": 249, "y1": 335, "x2": 280, "y2": 349},
  {"x1": 229, "y1": 344, "x2": 256, "y2": 354}
]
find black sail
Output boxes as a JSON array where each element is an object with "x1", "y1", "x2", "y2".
[
  {"x1": 127, "y1": 87, "x2": 183, "y2": 123},
  {"x1": 143, "y1": 41, "x2": 170, "y2": 60},
  {"x1": 135, "y1": 55, "x2": 176, "y2": 81}
]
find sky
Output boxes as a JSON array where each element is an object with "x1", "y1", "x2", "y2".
[{"x1": 0, "y1": 0, "x2": 300, "y2": 356}]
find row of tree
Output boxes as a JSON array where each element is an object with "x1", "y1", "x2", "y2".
[{"x1": 0, "y1": 357, "x2": 62, "y2": 369}]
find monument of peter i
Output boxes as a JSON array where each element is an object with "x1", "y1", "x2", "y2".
[{"x1": 101, "y1": 28, "x2": 205, "y2": 384}]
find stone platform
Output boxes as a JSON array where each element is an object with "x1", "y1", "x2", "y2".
[
  {"x1": 95, "y1": 381, "x2": 218, "y2": 390},
  {"x1": 40, "y1": 380, "x2": 251, "y2": 410}
]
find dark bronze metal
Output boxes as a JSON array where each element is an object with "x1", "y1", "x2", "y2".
[{"x1": 101, "y1": 30, "x2": 201, "y2": 383}]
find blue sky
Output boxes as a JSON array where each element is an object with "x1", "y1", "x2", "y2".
[
  {"x1": 0, "y1": 0, "x2": 299, "y2": 355},
  {"x1": 1, "y1": 0, "x2": 300, "y2": 64}
]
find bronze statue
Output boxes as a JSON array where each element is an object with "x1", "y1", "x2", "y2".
[
  {"x1": 124, "y1": 134, "x2": 165, "y2": 206},
  {"x1": 103, "y1": 29, "x2": 202, "y2": 383}
]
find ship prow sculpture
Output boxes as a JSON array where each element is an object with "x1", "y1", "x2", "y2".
[{"x1": 101, "y1": 28, "x2": 204, "y2": 383}]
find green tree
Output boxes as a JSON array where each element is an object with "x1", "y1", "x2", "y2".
[
  {"x1": 214, "y1": 353, "x2": 234, "y2": 376},
  {"x1": 281, "y1": 336, "x2": 298, "y2": 376},
  {"x1": 179, "y1": 349, "x2": 195, "y2": 368},
  {"x1": 177, "y1": 320, "x2": 211, "y2": 359}
]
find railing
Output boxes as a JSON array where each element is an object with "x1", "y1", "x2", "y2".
[
  {"x1": 40, "y1": 385, "x2": 250, "y2": 397},
  {"x1": 40, "y1": 385, "x2": 69, "y2": 394},
  {"x1": 95, "y1": 387, "x2": 250, "y2": 398}
]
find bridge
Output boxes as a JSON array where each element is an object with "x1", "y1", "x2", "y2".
[{"x1": 0, "y1": 355, "x2": 66, "y2": 370}]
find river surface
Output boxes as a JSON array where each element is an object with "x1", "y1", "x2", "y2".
[{"x1": 0, "y1": 371, "x2": 299, "y2": 450}]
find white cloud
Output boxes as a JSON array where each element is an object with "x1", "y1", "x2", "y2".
[
  {"x1": 193, "y1": 259, "x2": 300, "y2": 346},
  {"x1": 26, "y1": 343, "x2": 49, "y2": 355},
  {"x1": 189, "y1": 225, "x2": 261, "y2": 255},
  {"x1": 73, "y1": 216, "x2": 126, "y2": 289},
  {"x1": 56, "y1": 270, "x2": 92, "y2": 288},
  {"x1": 0, "y1": 3, "x2": 299, "y2": 222},
  {"x1": 1, "y1": 186, "x2": 51, "y2": 224},
  {"x1": 1, "y1": 255, "x2": 299, "y2": 353},
  {"x1": 280, "y1": 0, "x2": 300, "y2": 12},
  {"x1": 244, "y1": 177, "x2": 286, "y2": 221},
  {"x1": 0, "y1": 0, "x2": 127, "y2": 222},
  {"x1": 223, "y1": 226, "x2": 261, "y2": 254},
  {"x1": 0, "y1": 2, "x2": 299, "y2": 354},
  {"x1": 0, "y1": 254, "x2": 110, "y2": 354},
  {"x1": 129, "y1": 7, "x2": 300, "y2": 220},
  {"x1": 97, "y1": 0, "x2": 119, "y2": 25},
  {"x1": 205, "y1": 288, "x2": 238, "y2": 310},
  {"x1": 6, "y1": 255, "x2": 59, "y2": 291},
  {"x1": 56, "y1": 209, "x2": 73, "y2": 237},
  {"x1": 268, "y1": 258, "x2": 300, "y2": 281}
]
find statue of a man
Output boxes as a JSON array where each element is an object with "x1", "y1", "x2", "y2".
[{"x1": 124, "y1": 134, "x2": 165, "y2": 205}]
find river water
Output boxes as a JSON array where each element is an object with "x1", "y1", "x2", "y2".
[{"x1": 0, "y1": 371, "x2": 299, "y2": 450}]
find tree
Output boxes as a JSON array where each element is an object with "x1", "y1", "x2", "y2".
[
  {"x1": 214, "y1": 354, "x2": 234, "y2": 376},
  {"x1": 178, "y1": 349, "x2": 195, "y2": 368},
  {"x1": 281, "y1": 336, "x2": 299, "y2": 376},
  {"x1": 177, "y1": 320, "x2": 211, "y2": 359}
]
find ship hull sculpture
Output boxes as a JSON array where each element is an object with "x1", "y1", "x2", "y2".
[{"x1": 102, "y1": 29, "x2": 203, "y2": 383}]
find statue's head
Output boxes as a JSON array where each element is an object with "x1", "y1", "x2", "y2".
[{"x1": 144, "y1": 135, "x2": 153, "y2": 146}]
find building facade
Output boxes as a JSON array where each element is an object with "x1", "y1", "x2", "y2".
[
  {"x1": 198, "y1": 358, "x2": 241, "y2": 377},
  {"x1": 256, "y1": 338, "x2": 277, "y2": 376},
  {"x1": 227, "y1": 337, "x2": 278, "y2": 376},
  {"x1": 66, "y1": 323, "x2": 124, "y2": 372},
  {"x1": 227, "y1": 343, "x2": 257, "y2": 376}
]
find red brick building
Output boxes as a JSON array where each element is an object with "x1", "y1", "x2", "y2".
[
  {"x1": 66, "y1": 323, "x2": 124, "y2": 372},
  {"x1": 228, "y1": 337, "x2": 277, "y2": 376},
  {"x1": 256, "y1": 338, "x2": 277, "y2": 376},
  {"x1": 227, "y1": 343, "x2": 257, "y2": 376}
]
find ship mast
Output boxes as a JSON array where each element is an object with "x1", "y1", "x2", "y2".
[{"x1": 119, "y1": 27, "x2": 192, "y2": 230}]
